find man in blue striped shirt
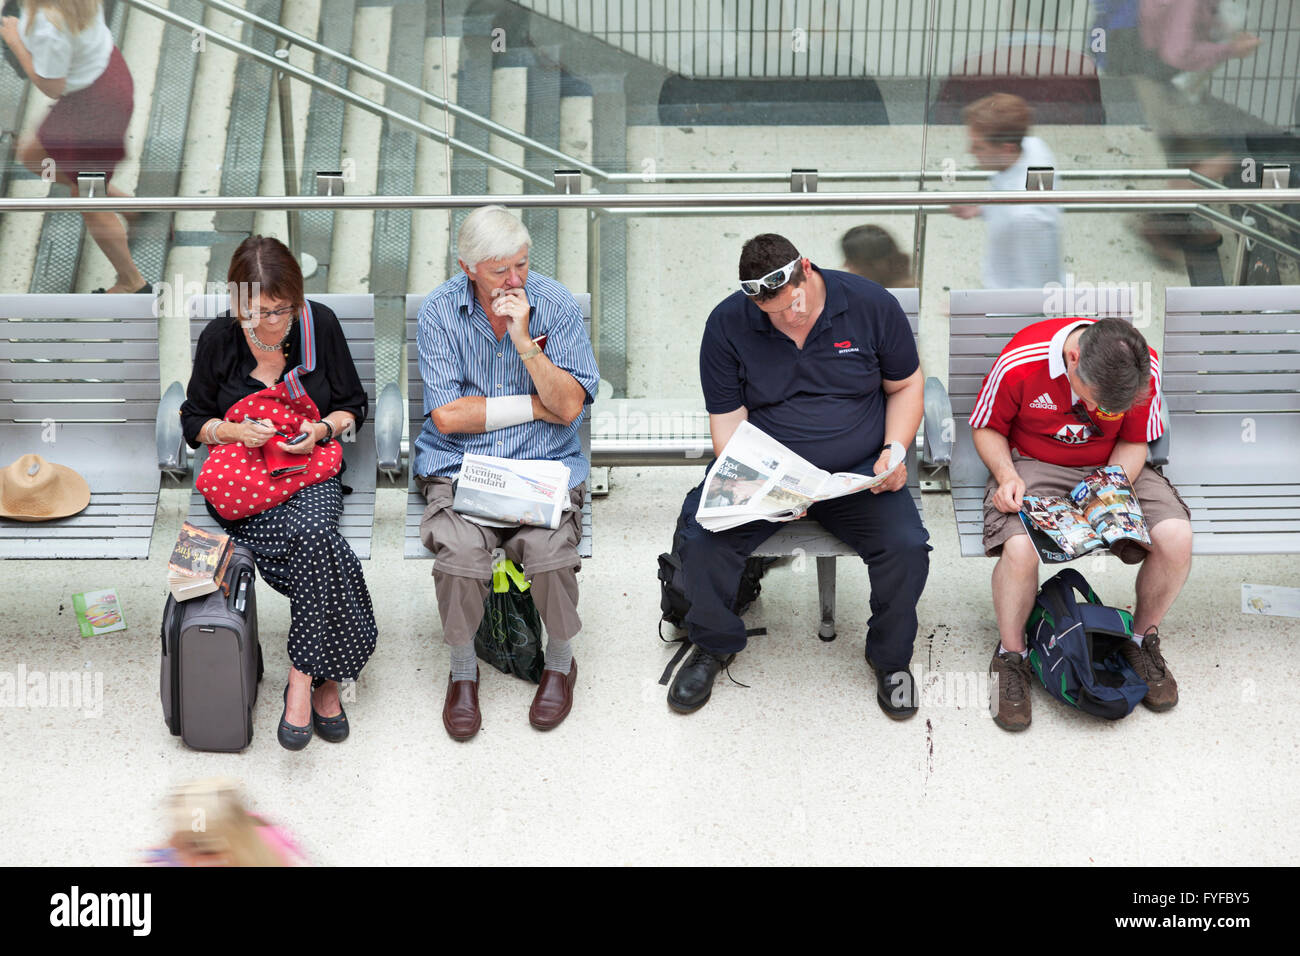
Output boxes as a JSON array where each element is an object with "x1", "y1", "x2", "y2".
[{"x1": 414, "y1": 205, "x2": 599, "y2": 740}]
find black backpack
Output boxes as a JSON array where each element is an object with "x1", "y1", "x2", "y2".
[
  {"x1": 656, "y1": 512, "x2": 770, "y2": 684},
  {"x1": 1025, "y1": 569, "x2": 1148, "y2": 720}
]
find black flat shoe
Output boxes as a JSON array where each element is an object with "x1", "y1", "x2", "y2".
[
  {"x1": 866, "y1": 655, "x2": 919, "y2": 720},
  {"x1": 667, "y1": 645, "x2": 734, "y2": 714},
  {"x1": 312, "y1": 693, "x2": 349, "y2": 743},
  {"x1": 278, "y1": 684, "x2": 313, "y2": 750}
]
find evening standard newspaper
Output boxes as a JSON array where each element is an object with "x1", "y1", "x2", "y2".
[
  {"x1": 452, "y1": 454, "x2": 572, "y2": 529},
  {"x1": 696, "y1": 421, "x2": 905, "y2": 532}
]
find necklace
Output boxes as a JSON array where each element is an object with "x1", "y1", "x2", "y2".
[{"x1": 246, "y1": 317, "x2": 293, "y2": 353}]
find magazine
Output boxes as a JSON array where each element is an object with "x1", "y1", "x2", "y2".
[
  {"x1": 72, "y1": 588, "x2": 127, "y2": 636},
  {"x1": 452, "y1": 454, "x2": 571, "y2": 529},
  {"x1": 696, "y1": 421, "x2": 906, "y2": 532},
  {"x1": 1019, "y1": 465, "x2": 1151, "y2": 564},
  {"x1": 167, "y1": 522, "x2": 235, "y2": 601}
]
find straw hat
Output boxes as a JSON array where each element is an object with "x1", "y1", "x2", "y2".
[{"x1": 0, "y1": 454, "x2": 91, "y2": 521}]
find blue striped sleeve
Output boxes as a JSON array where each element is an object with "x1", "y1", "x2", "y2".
[
  {"x1": 542, "y1": 295, "x2": 599, "y2": 403},
  {"x1": 417, "y1": 297, "x2": 464, "y2": 415}
]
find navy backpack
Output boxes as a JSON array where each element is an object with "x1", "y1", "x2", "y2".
[{"x1": 1025, "y1": 568, "x2": 1148, "y2": 720}]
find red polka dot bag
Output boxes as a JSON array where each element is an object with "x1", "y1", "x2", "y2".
[{"x1": 196, "y1": 303, "x2": 344, "y2": 521}]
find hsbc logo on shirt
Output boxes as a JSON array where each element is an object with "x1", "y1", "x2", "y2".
[
  {"x1": 1053, "y1": 423, "x2": 1096, "y2": 444},
  {"x1": 1028, "y1": 392, "x2": 1058, "y2": 411}
]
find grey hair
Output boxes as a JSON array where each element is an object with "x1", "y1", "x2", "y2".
[
  {"x1": 456, "y1": 205, "x2": 531, "y2": 272},
  {"x1": 1077, "y1": 319, "x2": 1152, "y2": 412}
]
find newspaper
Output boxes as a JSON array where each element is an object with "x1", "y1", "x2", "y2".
[
  {"x1": 696, "y1": 421, "x2": 906, "y2": 532},
  {"x1": 1019, "y1": 465, "x2": 1151, "y2": 563},
  {"x1": 452, "y1": 454, "x2": 571, "y2": 529}
]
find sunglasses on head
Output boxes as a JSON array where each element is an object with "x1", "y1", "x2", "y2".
[
  {"x1": 1070, "y1": 400, "x2": 1118, "y2": 428},
  {"x1": 740, "y1": 257, "x2": 800, "y2": 296}
]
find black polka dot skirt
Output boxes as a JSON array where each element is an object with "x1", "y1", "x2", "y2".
[{"x1": 216, "y1": 477, "x2": 376, "y2": 686}]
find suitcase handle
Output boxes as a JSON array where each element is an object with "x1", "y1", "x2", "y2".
[{"x1": 231, "y1": 567, "x2": 253, "y2": 615}]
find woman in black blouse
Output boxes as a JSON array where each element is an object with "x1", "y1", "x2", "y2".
[{"x1": 181, "y1": 236, "x2": 377, "y2": 751}]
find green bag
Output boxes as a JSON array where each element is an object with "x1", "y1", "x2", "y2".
[{"x1": 473, "y1": 553, "x2": 545, "y2": 684}]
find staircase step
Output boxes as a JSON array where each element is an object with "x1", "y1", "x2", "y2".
[
  {"x1": 299, "y1": 0, "x2": 358, "y2": 291},
  {"x1": 211, "y1": 0, "x2": 285, "y2": 253},
  {"x1": 523, "y1": 45, "x2": 561, "y2": 280},
  {"x1": 369, "y1": 0, "x2": 425, "y2": 390}
]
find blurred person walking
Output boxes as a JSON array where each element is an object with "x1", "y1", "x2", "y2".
[
  {"x1": 840, "y1": 224, "x2": 915, "y2": 288},
  {"x1": 1, "y1": 0, "x2": 149, "y2": 293},
  {"x1": 951, "y1": 93, "x2": 1064, "y2": 290},
  {"x1": 144, "y1": 778, "x2": 305, "y2": 866}
]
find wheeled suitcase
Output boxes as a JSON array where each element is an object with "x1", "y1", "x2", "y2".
[{"x1": 160, "y1": 545, "x2": 263, "y2": 751}]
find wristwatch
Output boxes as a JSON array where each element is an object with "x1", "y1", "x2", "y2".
[
  {"x1": 518, "y1": 344, "x2": 542, "y2": 361},
  {"x1": 318, "y1": 419, "x2": 335, "y2": 444}
]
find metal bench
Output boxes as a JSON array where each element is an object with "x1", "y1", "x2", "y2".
[
  {"x1": 1, "y1": 294, "x2": 165, "y2": 558},
  {"x1": 1161, "y1": 286, "x2": 1300, "y2": 554},
  {"x1": 401, "y1": 292, "x2": 594, "y2": 561},
  {"x1": 159, "y1": 294, "x2": 382, "y2": 559},
  {"x1": 942, "y1": 287, "x2": 1154, "y2": 557}
]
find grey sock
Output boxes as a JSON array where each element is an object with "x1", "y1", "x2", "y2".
[
  {"x1": 544, "y1": 634, "x2": 574, "y2": 674},
  {"x1": 450, "y1": 644, "x2": 478, "y2": 682}
]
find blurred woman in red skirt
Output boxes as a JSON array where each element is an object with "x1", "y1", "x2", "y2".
[{"x1": 2, "y1": 0, "x2": 149, "y2": 293}]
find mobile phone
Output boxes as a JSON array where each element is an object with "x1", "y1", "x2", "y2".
[{"x1": 283, "y1": 432, "x2": 309, "y2": 445}]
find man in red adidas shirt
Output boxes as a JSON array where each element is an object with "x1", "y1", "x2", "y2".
[{"x1": 970, "y1": 317, "x2": 1192, "y2": 731}]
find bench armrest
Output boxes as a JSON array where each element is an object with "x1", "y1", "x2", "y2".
[
  {"x1": 921, "y1": 376, "x2": 953, "y2": 467},
  {"x1": 1148, "y1": 400, "x2": 1171, "y2": 466},
  {"x1": 375, "y1": 382, "x2": 404, "y2": 479},
  {"x1": 156, "y1": 381, "x2": 188, "y2": 477}
]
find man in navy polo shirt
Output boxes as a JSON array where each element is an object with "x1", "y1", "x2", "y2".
[{"x1": 667, "y1": 233, "x2": 931, "y2": 718}]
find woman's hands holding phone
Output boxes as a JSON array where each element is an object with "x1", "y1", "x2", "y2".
[{"x1": 277, "y1": 420, "x2": 321, "y2": 455}]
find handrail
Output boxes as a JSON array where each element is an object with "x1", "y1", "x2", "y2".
[
  {"x1": 116, "y1": 0, "x2": 552, "y2": 188},
  {"x1": 7, "y1": 189, "x2": 1297, "y2": 261},
  {"x1": 5, "y1": 188, "x2": 1297, "y2": 211},
  {"x1": 609, "y1": 169, "x2": 1202, "y2": 184},
  {"x1": 187, "y1": 0, "x2": 607, "y2": 182}
]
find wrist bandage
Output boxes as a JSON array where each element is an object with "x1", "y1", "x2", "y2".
[{"x1": 484, "y1": 394, "x2": 534, "y2": 431}]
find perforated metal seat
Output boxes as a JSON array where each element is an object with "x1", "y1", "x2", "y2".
[
  {"x1": 1161, "y1": 286, "x2": 1300, "y2": 554},
  {"x1": 0, "y1": 294, "x2": 164, "y2": 559}
]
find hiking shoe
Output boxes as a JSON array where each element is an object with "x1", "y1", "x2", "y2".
[
  {"x1": 667, "y1": 645, "x2": 734, "y2": 714},
  {"x1": 1122, "y1": 628, "x2": 1179, "y2": 711},
  {"x1": 989, "y1": 646, "x2": 1033, "y2": 732}
]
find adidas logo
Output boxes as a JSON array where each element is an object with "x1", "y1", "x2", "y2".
[{"x1": 1028, "y1": 392, "x2": 1058, "y2": 410}]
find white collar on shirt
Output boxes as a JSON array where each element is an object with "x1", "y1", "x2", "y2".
[{"x1": 1047, "y1": 319, "x2": 1094, "y2": 403}]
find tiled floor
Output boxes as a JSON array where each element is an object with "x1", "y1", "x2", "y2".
[{"x1": 3, "y1": 464, "x2": 1297, "y2": 866}]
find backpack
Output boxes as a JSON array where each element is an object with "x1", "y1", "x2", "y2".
[
  {"x1": 1025, "y1": 568, "x2": 1148, "y2": 720},
  {"x1": 656, "y1": 512, "x2": 770, "y2": 685}
]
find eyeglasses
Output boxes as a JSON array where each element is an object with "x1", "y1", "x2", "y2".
[
  {"x1": 1069, "y1": 400, "x2": 1119, "y2": 430},
  {"x1": 244, "y1": 304, "x2": 296, "y2": 320},
  {"x1": 739, "y1": 257, "x2": 800, "y2": 296}
]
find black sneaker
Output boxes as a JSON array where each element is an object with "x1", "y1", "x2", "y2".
[
  {"x1": 866, "y1": 655, "x2": 919, "y2": 720},
  {"x1": 667, "y1": 645, "x2": 734, "y2": 714}
]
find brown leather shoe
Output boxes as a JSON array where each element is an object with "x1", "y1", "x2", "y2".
[
  {"x1": 989, "y1": 646, "x2": 1033, "y2": 732},
  {"x1": 529, "y1": 657, "x2": 577, "y2": 731},
  {"x1": 1121, "y1": 628, "x2": 1179, "y2": 711},
  {"x1": 443, "y1": 669, "x2": 482, "y2": 740}
]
